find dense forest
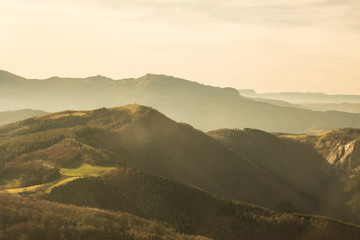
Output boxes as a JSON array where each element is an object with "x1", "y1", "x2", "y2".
[
  {"x1": 0, "y1": 193, "x2": 207, "y2": 240},
  {"x1": 46, "y1": 168, "x2": 360, "y2": 240}
]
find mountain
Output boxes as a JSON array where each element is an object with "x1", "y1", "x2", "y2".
[
  {"x1": 0, "y1": 109, "x2": 48, "y2": 126},
  {"x1": 1, "y1": 104, "x2": 360, "y2": 223},
  {"x1": 0, "y1": 193, "x2": 208, "y2": 240},
  {"x1": 246, "y1": 97, "x2": 302, "y2": 109},
  {"x1": 45, "y1": 168, "x2": 360, "y2": 240},
  {"x1": 3, "y1": 70, "x2": 360, "y2": 133},
  {"x1": 0, "y1": 105, "x2": 315, "y2": 213},
  {"x1": 239, "y1": 90, "x2": 360, "y2": 113},
  {"x1": 242, "y1": 93, "x2": 360, "y2": 114},
  {"x1": 301, "y1": 103, "x2": 360, "y2": 113},
  {"x1": 2, "y1": 105, "x2": 360, "y2": 237},
  {"x1": 238, "y1": 89, "x2": 360, "y2": 104}
]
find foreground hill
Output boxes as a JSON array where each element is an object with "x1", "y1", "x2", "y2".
[
  {"x1": 2, "y1": 104, "x2": 360, "y2": 224},
  {"x1": 0, "y1": 105, "x2": 315, "y2": 214},
  {"x1": 45, "y1": 168, "x2": 360, "y2": 240},
  {"x1": 0, "y1": 109, "x2": 47, "y2": 126},
  {"x1": 2, "y1": 70, "x2": 360, "y2": 133},
  {"x1": 0, "y1": 193, "x2": 207, "y2": 240}
]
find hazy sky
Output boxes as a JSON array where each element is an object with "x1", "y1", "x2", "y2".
[{"x1": 1, "y1": 0, "x2": 359, "y2": 94}]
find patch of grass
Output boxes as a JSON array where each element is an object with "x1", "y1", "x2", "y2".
[
  {"x1": 0, "y1": 177, "x2": 81, "y2": 194},
  {"x1": 60, "y1": 163, "x2": 116, "y2": 177},
  {"x1": 36, "y1": 111, "x2": 89, "y2": 120},
  {"x1": 280, "y1": 134, "x2": 309, "y2": 139},
  {"x1": 281, "y1": 130, "x2": 331, "y2": 139},
  {"x1": 0, "y1": 163, "x2": 115, "y2": 194},
  {"x1": 0, "y1": 182, "x2": 46, "y2": 194}
]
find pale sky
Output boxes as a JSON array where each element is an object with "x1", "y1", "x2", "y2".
[{"x1": 1, "y1": 0, "x2": 359, "y2": 94}]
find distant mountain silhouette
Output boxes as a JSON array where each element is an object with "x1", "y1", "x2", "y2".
[
  {"x1": 2, "y1": 70, "x2": 360, "y2": 133},
  {"x1": 0, "y1": 109, "x2": 47, "y2": 126},
  {"x1": 239, "y1": 89, "x2": 360, "y2": 113},
  {"x1": 238, "y1": 89, "x2": 360, "y2": 104}
]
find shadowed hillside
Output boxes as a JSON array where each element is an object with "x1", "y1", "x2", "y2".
[
  {"x1": 0, "y1": 193, "x2": 208, "y2": 240},
  {"x1": 46, "y1": 168, "x2": 360, "y2": 240},
  {"x1": 280, "y1": 129, "x2": 360, "y2": 217},
  {"x1": 208, "y1": 128, "x2": 356, "y2": 222},
  {"x1": 2, "y1": 70, "x2": 360, "y2": 133}
]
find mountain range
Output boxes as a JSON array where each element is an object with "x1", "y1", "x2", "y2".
[
  {"x1": 2, "y1": 70, "x2": 360, "y2": 133},
  {"x1": 2, "y1": 105, "x2": 360, "y2": 239},
  {"x1": 239, "y1": 89, "x2": 360, "y2": 113},
  {"x1": 239, "y1": 89, "x2": 360, "y2": 104},
  {"x1": 0, "y1": 109, "x2": 47, "y2": 126}
]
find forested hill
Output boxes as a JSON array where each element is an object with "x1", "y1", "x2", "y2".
[
  {"x1": 0, "y1": 193, "x2": 209, "y2": 240},
  {"x1": 0, "y1": 105, "x2": 314, "y2": 213},
  {"x1": 45, "y1": 167, "x2": 360, "y2": 240},
  {"x1": 2, "y1": 105, "x2": 360, "y2": 239}
]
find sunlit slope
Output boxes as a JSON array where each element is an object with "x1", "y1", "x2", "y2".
[
  {"x1": 0, "y1": 163, "x2": 115, "y2": 194},
  {"x1": 0, "y1": 193, "x2": 208, "y2": 240},
  {"x1": 47, "y1": 168, "x2": 360, "y2": 240},
  {"x1": 0, "y1": 105, "x2": 317, "y2": 213},
  {"x1": 2, "y1": 70, "x2": 360, "y2": 133}
]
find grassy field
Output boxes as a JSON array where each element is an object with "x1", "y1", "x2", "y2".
[
  {"x1": 0, "y1": 163, "x2": 116, "y2": 194},
  {"x1": 280, "y1": 130, "x2": 331, "y2": 139},
  {"x1": 60, "y1": 163, "x2": 116, "y2": 177},
  {"x1": 0, "y1": 182, "x2": 47, "y2": 194},
  {"x1": 35, "y1": 110, "x2": 89, "y2": 120}
]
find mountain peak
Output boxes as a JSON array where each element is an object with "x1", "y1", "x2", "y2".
[
  {"x1": 0, "y1": 70, "x2": 25, "y2": 81},
  {"x1": 111, "y1": 104, "x2": 153, "y2": 115},
  {"x1": 139, "y1": 73, "x2": 181, "y2": 82},
  {"x1": 86, "y1": 75, "x2": 114, "y2": 82}
]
